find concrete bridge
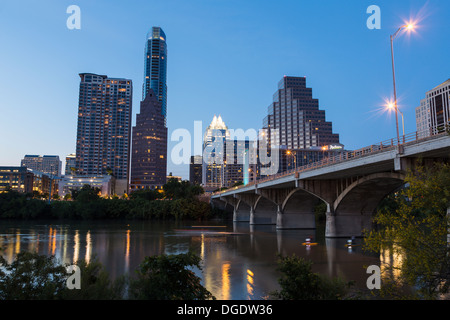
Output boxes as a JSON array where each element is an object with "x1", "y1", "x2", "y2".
[{"x1": 211, "y1": 128, "x2": 450, "y2": 238}]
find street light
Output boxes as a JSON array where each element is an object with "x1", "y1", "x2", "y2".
[
  {"x1": 286, "y1": 150, "x2": 297, "y2": 171},
  {"x1": 386, "y1": 101, "x2": 405, "y2": 139},
  {"x1": 390, "y1": 22, "x2": 415, "y2": 145}
]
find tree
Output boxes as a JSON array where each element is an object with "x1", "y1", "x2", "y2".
[
  {"x1": 129, "y1": 252, "x2": 215, "y2": 300},
  {"x1": 364, "y1": 162, "x2": 450, "y2": 299},
  {"x1": 270, "y1": 254, "x2": 352, "y2": 300},
  {"x1": 61, "y1": 257, "x2": 126, "y2": 300},
  {"x1": 71, "y1": 185, "x2": 101, "y2": 202},
  {"x1": 0, "y1": 252, "x2": 68, "y2": 300},
  {"x1": 163, "y1": 179, "x2": 204, "y2": 200}
]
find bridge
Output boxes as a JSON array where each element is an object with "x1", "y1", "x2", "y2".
[{"x1": 211, "y1": 127, "x2": 450, "y2": 238}]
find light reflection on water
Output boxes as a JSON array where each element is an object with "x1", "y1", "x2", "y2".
[{"x1": 0, "y1": 220, "x2": 380, "y2": 300}]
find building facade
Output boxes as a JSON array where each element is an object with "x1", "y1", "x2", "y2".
[
  {"x1": 65, "y1": 153, "x2": 76, "y2": 176},
  {"x1": 260, "y1": 76, "x2": 341, "y2": 177},
  {"x1": 263, "y1": 76, "x2": 340, "y2": 150},
  {"x1": 202, "y1": 115, "x2": 229, "y2": 190},
  {"x1": 75, "y1": 73, "x2": 132, "y2": 190},
  {"x1": 130, "y1": 89, "x2": 168, "y2": 190},
  {"x1": 189, "y1": 155, "x2": 203, "y2": 185},
  {"x1": 416, "y1": 79, "x2": 450, "y2": 137},
  {"x1": 21, "y1": 155, "x2": 62, "y2": 177},
  {"x1": 0, "y1": 167, "x2": 34, "y2": 193},
  {"x1": 58, "y1": 175, "x2": 115, "y2": 198},
  {"x1": 143, "y1": 27, "x2": 167, "y2": 124}
]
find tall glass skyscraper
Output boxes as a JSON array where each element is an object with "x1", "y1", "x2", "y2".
[
  {"x1": 130, "y1": 27, "x2": 168, "y2": 190},
  {"x1": 143, "y1": 27, "x2": 167, "y2": 123}
]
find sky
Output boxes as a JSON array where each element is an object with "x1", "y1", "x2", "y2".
[{"x1": 0, "y1": 0, "x2": 449, "y2": 179}]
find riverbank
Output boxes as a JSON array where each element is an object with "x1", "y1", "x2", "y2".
[{"x1": 0, "y1": 190, "x2": 223, "y2": 221}]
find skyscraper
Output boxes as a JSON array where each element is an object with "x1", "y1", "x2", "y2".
[
  {"x1": 130, "y1": 89, "x2": 168, "y2": 190},
  {"x1": 143, "y1": 27, "x2": 167, "y2": 124},
  {"x1": 263, "y1": 76, "x2": 340, "y2": 149},
  {"x1": 129, "y1": 27, "x2": 169, "y2": 191},
  {"x1": 259, "y1": 76, "x2": 341, "y2": 177},
  {"x1": 75, "y1": 73, "x2": 132, "y2": 187},
  {"x1": 416, "y1": 79, "x2": 450, "y2": 138},
  {"x1": 202, "y1": 115, "x2": 229, "y2": 190}
]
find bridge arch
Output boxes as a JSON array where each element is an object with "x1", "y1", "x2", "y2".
[
  {"x1": 252, "y1": 194, "x2": 278, "y2": 225},
  {"x1": 277, "y1": 188, "x2": 326, "y2": 229},
  {"x1": 233, "y1": 199, "x2": 252, "y2": 222},
  {"x1": 328, "y1": 172, "x2": 406, "y2": 237}
]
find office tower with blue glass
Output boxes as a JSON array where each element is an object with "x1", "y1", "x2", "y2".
[
  {"x1": 143, "y1": 27, "x2": 168, "y2": 124},
  {"x1": 130, "y1": 27, "x2": 169, "y2": 190}
]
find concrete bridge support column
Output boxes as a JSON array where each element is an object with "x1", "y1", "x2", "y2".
[
  {"x1": 325, "y1": 205, "x2": 336, "y2": 238},
  {"x1": 276, "y1": 206, "x2": 283, "y2": 229}
]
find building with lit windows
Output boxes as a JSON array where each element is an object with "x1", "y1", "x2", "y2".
[
  {"x1": 0, "y1": 166, "x2": 34, "y2": 193},
  {"x1": 20, "y1": 155, "x2": 62, "y2": 177},
  {"x1": 263, "y1": 76, "x2": 340, "y2": 150},
  {"x1": 75, "y1": 73, "x2": 132, "y2": 194},
  {"x1": 65, "y1": 153, "x2": 76, "y2": 176},
  {"x1": 202, "y1": 116, "x2": 257, "y2": 190},
  {"x1": 130, "y1": 89, "x2": 167, "y2": 190},
  {"x1": 143, "y1": 27, "x2": 167, "y2": 124},
  {"x1": 58, "y1": 175, "x2": 115, "y2": 198},
  {"x1": 261, "y1": 76, "x2": 341, "y2": 176},
  {"x1": 416, "y1": 79, "x2": 450, "y2": 138},
  {"x1": 189, "y1": 155, "x2": 203, "y2": 185}
]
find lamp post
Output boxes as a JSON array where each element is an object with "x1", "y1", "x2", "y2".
[
  {"x1": 390, "y1": 23, "x2": 414, "y2": 145},
  {"x1": 286, "y1": 150, "x2": 297, "y2": 171},
  {"x1": 387, "y1": 102, "x2": 405, "y2": 139}
]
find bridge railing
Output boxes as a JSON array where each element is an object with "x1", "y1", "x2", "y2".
[{"x1": 212, "y1": 123, "x2": 449, "y2": 196}]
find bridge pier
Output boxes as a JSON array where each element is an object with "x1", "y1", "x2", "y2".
[{"x1": 325, "y1": 210, "x2": 372, "y2": 238}]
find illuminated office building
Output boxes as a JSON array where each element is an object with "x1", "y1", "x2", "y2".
[
  {"x1": 130, "y1": 89, "x2": 167, "y2": 190},
  {"x1": 75, "y1": 73, "x2": 132, "y2": 193},
  {"x1": 263, "y1": 76, "x2": 340, "y2": 149},
  {"x1": 261, "y1": 76, "x2": 341, "y2": 176}
]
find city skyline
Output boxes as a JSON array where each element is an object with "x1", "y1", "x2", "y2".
[{"x1": 1, "y1": 0, "x2": 449, "y2": 180}]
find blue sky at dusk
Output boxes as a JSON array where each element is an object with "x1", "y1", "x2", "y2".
[{"x1": 0, "y1": 0, "x2": 449, "y2": 179}]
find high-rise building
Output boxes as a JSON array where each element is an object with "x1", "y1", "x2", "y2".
[
  {"x1": 75, "y1": 73, "x2": 132, "y2": 187},
  {"x1": 263, "y1": 76, "x2": 340, "y2": 149},
  {"x1": 20, "y1": 155, "x2": 62, "y2": 177},
  {"x1": 65, "y1": 153, "x2": 76, "y2": 176},
  {"x1": 189, "y1": 155, "x2": 203, "y2": 185},
  {"x1": 143, "y1": 27, "x2": 167, "y2": 124},
  {"x1": 202, "y1": 115, "x2": 229, "y2": 190},
  {"x1": 201, "y1": 115, "x2": 257, "y2": 190},
  {"x1": 130, "y1": 89, "x2": 167, "y2": 190},
  {"x1": 416, "y1": 79, "x2": 450, "y2": 138},
  {"x1": 416, "y1": 98, "x2": 432, "y2": 139},
  {"x1": 260, "y1": 76, "x2": 341, "y2": 177}
]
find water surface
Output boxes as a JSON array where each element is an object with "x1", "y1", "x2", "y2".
[{"x1": 0, "y1": 219, "x2": 379, "y2": 300}]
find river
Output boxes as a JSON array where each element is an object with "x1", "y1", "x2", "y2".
[{"x1": 0, "y1": 219, "x2": 380, "y2": 300}]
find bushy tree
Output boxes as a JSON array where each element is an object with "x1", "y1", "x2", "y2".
[
  {"x1": 0, "y1": 252, "x2": 68, "y2": 300},
  {"x1": 129, "y1": 252, "x2": 215, "y2": 300},
  {"x1": 270, "y1": 254, "x2": 352, "y2": 300},
  {"x1": 364, "y1": 162, "x2": 450, "y2": 299}
]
